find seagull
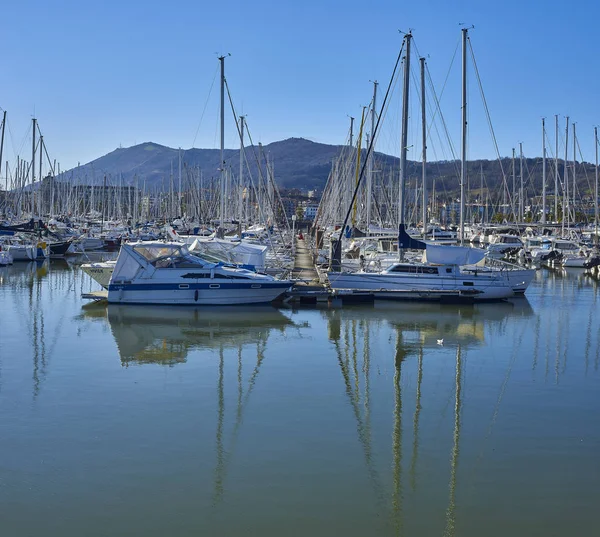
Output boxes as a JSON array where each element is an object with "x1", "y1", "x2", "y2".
[{"x1": 437, "y1": 339, "x2": 444, "y2": 346}]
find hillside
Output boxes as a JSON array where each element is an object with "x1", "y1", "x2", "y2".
[{"x1": 55, "y1": 138, "x2": 598, "y2": 200}]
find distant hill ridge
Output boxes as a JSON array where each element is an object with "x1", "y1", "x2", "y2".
[{"x1": 56, "y1": 138, "x2": 597, "y2": 198}]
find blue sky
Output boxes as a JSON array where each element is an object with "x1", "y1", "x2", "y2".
[{"x1": 2, "y1": 0, "x2": 600, "y2": 176}]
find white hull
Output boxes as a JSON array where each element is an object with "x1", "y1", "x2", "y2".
[
  {"x1": 463, "y1": 266, "x2": 535, "y2": 294},
  {"x1": 107, "y1": 282, "x2": 290, "y2": 305},
  {"x1": 81, "y1": 261, "x2": 116, "y2": 289},
  {"x1": 561, "y1": 256, "x2": 589, "y2": 268},
  {"x1": 5, "y1": 244, "x2": 36, "y2": 261},
  {"x1": 328, "y1": 270, "x2": 513, "y2": 301},
  {"x1": 80, "y1": 237, "x2": 105, "y2": 251}
]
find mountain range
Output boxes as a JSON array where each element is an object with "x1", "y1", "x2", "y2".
[{"x1": 55, "y1": 137, "x2": 598, "y2": 201}]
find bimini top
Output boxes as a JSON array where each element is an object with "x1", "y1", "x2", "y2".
[{"x1": 126, "y1": 241, "x2": 217, "y2": 269}]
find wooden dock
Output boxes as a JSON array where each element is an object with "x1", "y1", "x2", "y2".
[{"x1": 286, "y1": 235, "x2": 329, "y2": 304}]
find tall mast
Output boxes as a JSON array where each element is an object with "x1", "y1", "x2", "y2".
[
  {"x1": 519, "y1": 142, "x2": 523, "y2": 222},
  {"x1": 554, "y1": 115, "x2": 559, "y2": 222},
  {"x1": 39, "y1": 134, "x2": 43, "y2": 217},
  {"x1": 32, "y1": 117, "x2": 36, "y2": 217},
  {"x1": 0, "y1": 111, "x2": 6, "y2": 196},
  {"x1": 572, "y1": 122, "x2": 576, "y2": 224},
  {"x1": 178, "y1": 148, "x2": 182, "y2": 217},
  {"x1": 219, "y1": 55, "x2": 226, "y2": 231},
  {"x1": 595, "y1": 126, "x2": 598, "y2": 246},
  {"x1": 542, "y1": 118, "x2": 546, "y2": 224},
  {"x1": 366, "y1": 81, "x2": 378, "y2": 235},
  {"x1": 511, "y1": 148, "x2": 515, "y2": 221},
  {"x1": 480, "y1": 163, "x2": 484, "y2": 224},
  {"x1": 239, "y1": 115, "x2": 245, "y2": 229},
  {"x1": 347, "y1": 116, "x2": 355, "y2": 215},
  {"x1": 420, "y1": 57, "x2": 427, "y2": 237},
  {"x1": 398, "y1": 31, "x2": 411, "y2": 257},
  {"x1": 460, "y1": 28, "x2": 468, "y2": 245},
  {"x1": 563, "y1": 116, "x2": 569, "y2": 234}
]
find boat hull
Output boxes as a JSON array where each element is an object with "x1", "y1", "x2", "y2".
[
  {"x1": 327, "y1": 271, "x2": 513, "y2": 301},
  {"x1": 107, "y1": 281, "x2": 291, "y2": 305},
  {"x1": 81, "y1": 262, "x2": 116, "y2": 289}
]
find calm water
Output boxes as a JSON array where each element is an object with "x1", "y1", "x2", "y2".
[{"x1": 1, "y1": 258, "x2": 599, "y2": 537}]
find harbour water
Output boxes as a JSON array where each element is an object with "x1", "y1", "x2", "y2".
[{"x1": 1, "y1": 259, "x2": 599, "y2": 536}]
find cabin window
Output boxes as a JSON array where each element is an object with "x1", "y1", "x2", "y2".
[
  {"x1": 463, "y1": 282, "x2": 474, "y2": 286},
  {"x1": 209, "y1": 284, "x2": 221, "y2": 289},
  {"x1": 389, "y1": 265, "x2": 438, "y2": 275},
  {"x1": 178, "y1": 284, "x2": 190, "y2": 289},
  {"x1": 446, "y1": 268, "x2": 452, "y2": 273}
]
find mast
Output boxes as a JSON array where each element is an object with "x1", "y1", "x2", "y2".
[
  {"x1": 0, "y1": 111, "x2": 6, "y2": 197},
  {"x1": 178, "y1": 148, "x2": 182, "y2": 217},
  {"x1": 347, "y1": 116, "x2": 355, "y2": 215},
  {"x1": 219, "y1": 55, "x2": 226, "y2": 231},
  {"x1": 239, "y1": 115, "x2": 245, "y2": 230},
  {"x1": 398, "y1": 31, "x2": 411, "y2": 258},
  {"x1": 595, "y1": 126, "x2": 598, "y2": 246},
  {"x1": 572, "y1": 122, "x2": 577, "y2": 224},
  {"x1": 39, "y1": 134, "x2": 43, "y2": 217},
  {"x1": 101, "y1": 174, "x2": 106, "y2": 234},
  {"x1": 460, "y1": 28, "x2": 468, "y2": 245},
  {"x1": 366, "y1": 81, "x2": 378, "y2": 235},
  {"x1": 563, "y1": 117, "x2": 569, "y2": 234},
  {"x1": 519, "y1": 142, "x2": 523, "y2": 222},
  {"x1": 542, "y1": 118, "x2": 546, "y2": 224},
  {"x1": 512, "y1": 148, "x2": 515, "y2": 221},
  {"x1": 554, "y1": 115, "x2": 559, "y2": 222},
  {"x1": 480, "y1": 163, "x2": 484, "y2": 224},
  {"x1": 32, "y1": 117, "x2": 36, "y2": 218},
  {"x1": 420, "y1": 57, "x2": 427, "y2": 237}
]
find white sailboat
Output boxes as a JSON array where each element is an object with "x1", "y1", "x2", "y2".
[{"x1": 327, "y1": 31, "x2": 520, "y2": 301}]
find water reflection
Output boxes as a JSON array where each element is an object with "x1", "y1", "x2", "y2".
[
  {"x1": 2, "y1": 260, "x2": 600, "y2": 537},
  {"x1": 324, "y1": 299, "x2": 534, "y2": 351},
  {"x1": 79, "y1": 304, "x2": 294, "y2": 366},
  {"x1": 324, "y1": 300, "x2": 537, "y2": 535}
]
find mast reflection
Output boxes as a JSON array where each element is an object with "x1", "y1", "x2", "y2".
[{"x1": 325, "y1": 300, "x2": 535, "y2": 534}]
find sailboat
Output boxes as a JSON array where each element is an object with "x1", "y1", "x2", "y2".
[{"x1": 327, "y1": 31, "x2": 519, "y2": 301}]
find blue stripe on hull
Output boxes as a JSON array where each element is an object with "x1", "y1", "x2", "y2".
[
  {"x1": 107, "y1": 282, "x2": 291, "y2": 305},
  {"x1": 108, "y1": 282, "x2": 291, "y2": 292}
]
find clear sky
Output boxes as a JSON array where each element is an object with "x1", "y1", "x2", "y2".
[{"x1": 2, "y1": 0, "x2": 600, "y2": 177}]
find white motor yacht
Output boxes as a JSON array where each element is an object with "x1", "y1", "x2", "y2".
[{"x1": 106, "y1": 241, "x2": 292, "y2": 306}]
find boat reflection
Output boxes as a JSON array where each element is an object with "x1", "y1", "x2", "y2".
[
  {"x1": 81, "y1": 304, "x2": 294, "y2": 366},
  {"x1": 324, "y1": 299, "x2": 534, "y2": 351}
]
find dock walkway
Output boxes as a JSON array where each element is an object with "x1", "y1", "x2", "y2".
[{"x1": 286, "y1": 236, "x2": 331, "y2": 303}]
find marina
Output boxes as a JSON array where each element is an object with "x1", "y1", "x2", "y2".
[
  {"x1": 0, "y1": 256, "x2": 599, "y2": 536},
  {"x1": 2, "y1": 7, "x2": 600, "y2": 535}
]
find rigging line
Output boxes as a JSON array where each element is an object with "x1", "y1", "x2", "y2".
[
  {"x1": 332, "y1": 37, "x2": 406, "y2": 260},
  {"x1": 226, "y1": 93, "x2": 289, "y2": 256},
  {"x1": 575, "y1": 135, "x2": 594, "y2": 209},
  {"x1": 191, "y1": 63, "x2": 220, "y2": 148},
  {"x1": 467, "y1": 38, "x2": 515, "y2": 217},
  {"x1": 425, "y1": 63, "x2": 460, "y2": 176}
]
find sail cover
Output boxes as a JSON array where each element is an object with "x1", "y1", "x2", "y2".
[{"x1": 423, "y1": 243, "x2": 486, "y2": 265}]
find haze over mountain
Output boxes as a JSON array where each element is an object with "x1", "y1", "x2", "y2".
[{"x1": 55, "y1": 137, "x2": 597, "y2": 200}]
